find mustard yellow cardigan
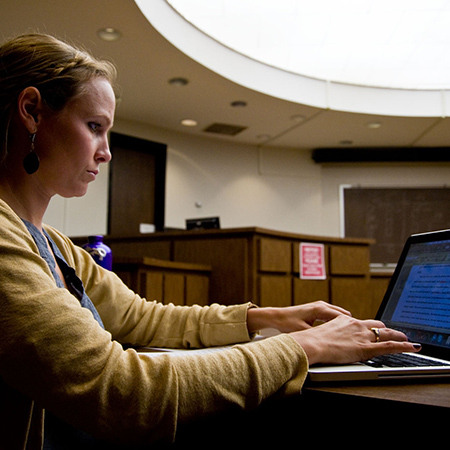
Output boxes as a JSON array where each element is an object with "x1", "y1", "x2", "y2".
[{"x1": 0, "y1": 199, "x2": 308, "y2": 449}]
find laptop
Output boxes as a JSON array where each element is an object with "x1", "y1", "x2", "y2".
[{"x1": 308, "y1": 229, "x2": 450, "y2": 383}]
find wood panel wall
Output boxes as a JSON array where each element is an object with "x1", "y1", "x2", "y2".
[{"x1": 104, "y1": 227, "x2": 381, "y2": 319}]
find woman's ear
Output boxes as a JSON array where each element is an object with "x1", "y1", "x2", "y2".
[{"x1": 17, "y1": 87, "x2": 43, "y2": 133}]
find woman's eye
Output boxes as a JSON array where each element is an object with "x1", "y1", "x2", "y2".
[{"x1": 89, "y1": 122, "x2": 101, "y2": 132}]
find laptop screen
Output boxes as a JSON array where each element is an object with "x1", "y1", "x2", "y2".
[{"x1": 378, "y1": 233, "x2": 450, "y2": 352}]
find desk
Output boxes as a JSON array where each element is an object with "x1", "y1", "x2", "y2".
[
  {"x1": 304, "y1": 380, "x2": 450, "y2": 409},
  {"x1": 169, "y1": 380, "x2": 449, "y2": 448}
]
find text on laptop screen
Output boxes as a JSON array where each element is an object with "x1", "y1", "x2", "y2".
[{"x1": 380, "y1": 239, "x2": 450, "y2": 349}]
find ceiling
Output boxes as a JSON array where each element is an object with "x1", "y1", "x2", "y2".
[{"x1": 1, "y1": 0, "x2": 450, "y2": 152}]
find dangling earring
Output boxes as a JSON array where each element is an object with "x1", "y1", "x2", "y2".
[{"x1": 23, "y1": 132, "x2": 40, "y2": 174}]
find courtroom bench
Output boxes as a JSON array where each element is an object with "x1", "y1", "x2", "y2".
[
  {"x1": 113, "y1": 257, "x2": 211, "y2": 306},
  {"x1": 101, "y1": 227, "x2": 381, "y2": 319}
]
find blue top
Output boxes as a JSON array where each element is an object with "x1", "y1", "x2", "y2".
[{"x1": 22, "y1": 220, "x2": 106, "y2": 448}]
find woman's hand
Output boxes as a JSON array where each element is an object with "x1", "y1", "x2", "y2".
[
  {"x1": 247, "y1": 300, "x2": 352, "y2": 334},
  {"x1": 247, "y1": 301, "x2": 421, "y2": 366},
  {"x1": 289, "y1": 314, "x2": 421, "y2": 365}
]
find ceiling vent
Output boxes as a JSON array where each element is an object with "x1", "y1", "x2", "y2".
[{"x1": 203, "y1": 123, "x2": 247, "y2": 136}]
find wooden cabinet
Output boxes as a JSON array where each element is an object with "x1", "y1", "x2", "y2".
[
  {"x1": 113, "y1": 257, "x2": 211, "y2": 306},
  {"x1": 293, "y1": 278, "x2": 330, "y2": 305},
  {"x1": 329, "y1": 245, "x2": 370, "y2": 275},
  {"x1": 368, "y1": 271, "x2": 393, "y2": 317},
  {"x1": 259, "y1": 275, "x2": 292, "y2": 307},
  {"x1": 328, "y1": 244, "x2": 372, "y2": 317},
  {"x1": 258, "y1": 238, "x2": 291, "y2": 273},
  {"x1": 104, "y1": 227, "x2": 378, "y2": 318}
]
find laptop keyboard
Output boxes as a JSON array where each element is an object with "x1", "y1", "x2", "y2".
[{"x1": 364, "y1": 353, "x2": 450, "y2": 368}]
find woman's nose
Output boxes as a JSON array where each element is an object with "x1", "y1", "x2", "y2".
[{"x1": 96, "y1": 138, "x2": 112, "y2": 163}]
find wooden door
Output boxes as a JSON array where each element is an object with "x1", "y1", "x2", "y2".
[{"x1": 108, "y1": 133, "x2": 166, "y2": 236}]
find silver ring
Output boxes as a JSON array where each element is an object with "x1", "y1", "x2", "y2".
[{"x1": 370, "y1": 327, "x2": 381, "y2": 342}]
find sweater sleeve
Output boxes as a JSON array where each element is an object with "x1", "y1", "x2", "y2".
[
  {"x1": 0, "y1": 203, "x2": 308, "y2": 446},
  {"x1": 44, "y1": 225, "x2": 255, "y2": 348}
]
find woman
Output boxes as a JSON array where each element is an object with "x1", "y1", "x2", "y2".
[{"x1": 0, "y1": 34, "x2": 419, "y2": 449}]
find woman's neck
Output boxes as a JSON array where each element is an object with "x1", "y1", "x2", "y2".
[{"x1": 0, "y1": 172, "x2": 50, "y2": 230}]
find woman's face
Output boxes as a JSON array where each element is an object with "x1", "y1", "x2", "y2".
[{"x1": 34, "y1": 77, "x2": 115, "y2": 199}]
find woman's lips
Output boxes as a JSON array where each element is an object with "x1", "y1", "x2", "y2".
[{"x1": 87, "y1": 169, "x2": 99, "y2": 180}]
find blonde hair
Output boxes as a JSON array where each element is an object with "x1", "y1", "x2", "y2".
[{"x1": 0, "y1": 33, "x2": 117, "y2": 164}]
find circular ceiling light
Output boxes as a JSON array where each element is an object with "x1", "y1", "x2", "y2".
[
  {"x1": 97, "y1": 27, "x2": 121, "y2": 41},
  {"x1": 291, "y1": 114, "x2": 306, "y2": 122},
  {"x1": 181, "y1": 119, "x2": 198, "y2": 127},
  {"x1": 136, "y1": 0, "x2": 450, "y2": 117},
  {"x1": 169, "y1": 77, "x2": 189, "y2": 86},
  {"x1": 166, "y1": 0, "x2": 450, "y2": 90}
]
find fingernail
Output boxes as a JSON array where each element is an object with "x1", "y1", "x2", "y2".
[{"x1": 413, "y1": 343, "x2": 422, "y2": 350}]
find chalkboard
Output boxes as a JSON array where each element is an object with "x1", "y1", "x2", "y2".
[{"x1": 343, "y1": 187, "x2": 450, "y2": 264}]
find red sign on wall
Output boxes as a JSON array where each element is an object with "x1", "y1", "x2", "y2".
[{"x1": 300, "y1": 243, "x2": 326, "y2": 280}]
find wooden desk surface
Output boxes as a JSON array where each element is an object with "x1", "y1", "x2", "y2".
[
  {"x1": 304, "y1": 381, "x2": 450, "y2": 408},
  {"x1": 161, "y1": 380, "x2": 450, "y2": 448},
  {"x1": 171, "y1": 381, "x2": 449, "y2": 448}
]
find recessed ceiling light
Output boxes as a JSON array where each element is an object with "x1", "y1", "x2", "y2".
[
  {"x1": 367, "y1": 121, "x2": 382, "y2": 129},
  {"x1": 230, "y1": 100, "x2": 247, "y2": 107},
  {"x1": 97, "y1": 27, "x2": 121, "y2": 42},
  {"x1": 169, "y1": 77, "x2": 189, "y2": 86},
  {"x1": 181, "y1": 119, "x2": 198, "y2": 127}
]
